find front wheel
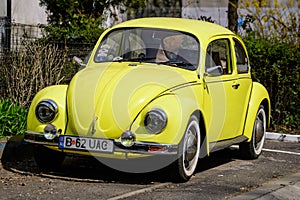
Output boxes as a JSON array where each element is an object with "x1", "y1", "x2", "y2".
[
  {"x1": 240, "y1": 105, "x2": 267, "y2": 159},
  {"x1": 172, "y1": 115, "x2": 201, "y2": 182}
]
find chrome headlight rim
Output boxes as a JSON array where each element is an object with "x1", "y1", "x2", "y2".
[
  {"x1": 35, "y1": 99, "x2": 58, "y2": 123},
  {"x1": 144, "y1": 108, "x2": 168, "y2": 134}
]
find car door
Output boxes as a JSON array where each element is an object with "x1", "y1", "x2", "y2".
[
  {"x1": 230, "y1": 37, "x2": 253, "y2": 137},
  {"x1": 203, "y1": 36, "x2": 252, "y2": 143}
]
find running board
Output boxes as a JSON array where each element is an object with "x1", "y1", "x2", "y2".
[{"x1": 209, "y1": 135, "x2": 248, "y2": 153}]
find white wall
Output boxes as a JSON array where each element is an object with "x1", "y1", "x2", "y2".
[
  {"x1": 182, "y1": 0, "x2": 228, "y2": 27},
  {"x1": 11, "y1": 0, "x2": 47, "y2": 25},
  {"x1": 0, "y1": 0, "x2": 7, "y2": 16}
]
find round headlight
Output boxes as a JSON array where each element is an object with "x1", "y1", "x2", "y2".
[
  {"x1": 35, "y1": 99, "x2": 58, "y2": 123},
  {"x1": 144, "y1": 109, "x2": 167, "y2": 134}
]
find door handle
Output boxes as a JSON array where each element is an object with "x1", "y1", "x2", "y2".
[{"x1": 232, "y1": 83, "x2": 240, "y2": 89}]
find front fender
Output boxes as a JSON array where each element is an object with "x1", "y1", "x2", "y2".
[
  {"x1": 243, "y1": 82, "x2": 271, "y2": 141},
  {"x1": 27, "y1": 85, "x2": 68, "y2": 133},
  {"x1": 130, "y1": 86, "x2": 201, "y2": 145}
]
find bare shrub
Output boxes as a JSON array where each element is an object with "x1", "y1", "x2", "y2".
[
  {"x1": 239, "y1": 0, "x2": 299, "y2": 44},
  {"x1": 2, "y1": 41, "x2": 67, "y2": 107}
]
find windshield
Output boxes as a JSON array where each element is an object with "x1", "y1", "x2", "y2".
[{"x1": 94, "y1": 28, "x2": 200, "y2": 70}]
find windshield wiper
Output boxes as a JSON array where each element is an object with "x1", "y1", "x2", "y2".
[
  {"x1": 157, "y1": 60, "x2": 193, "y2": 66},
  {"x1": 122, "y1": 57, "x2": 156, "y2": 62},
  {"x1": 156, "y1": 60, "x2": 196, "y2": 70}
]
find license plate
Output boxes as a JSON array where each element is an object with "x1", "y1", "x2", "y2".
[{"x1": 59, "y1": 136, "x2": 114, "y2": 153}]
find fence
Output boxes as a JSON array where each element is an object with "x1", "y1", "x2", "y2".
[
  {"x1": 0, "y1": 20, "x2": 43, "y2": 54},
  {"x1": 0, "y1": 20, "x2": 94, "y2": 61},
  {"x1": 0, "y1": 17, "x2": 9, "y2": 56},
  {"x1": 0, "y1": 21, "x2": 94, "y2": 100}
]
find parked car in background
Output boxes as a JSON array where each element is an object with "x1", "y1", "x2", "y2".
[{"x1": 24, "y1": 17, "x2": 270, "y2": 182}]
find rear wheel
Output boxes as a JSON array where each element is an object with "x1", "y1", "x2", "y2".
[
  {"x1": 172, "y1": 115, "x2": 200, "y2": 182},
  {"x1": 240, "y1": 105, "x2": 266, "y2": 159},
  {"x1": 33, "y1": 145, "x2": 65, "y2": 169}
]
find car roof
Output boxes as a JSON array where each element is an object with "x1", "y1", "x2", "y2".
[{"x1": 112, "y1": 17, "x2": 234, "y2": 40}]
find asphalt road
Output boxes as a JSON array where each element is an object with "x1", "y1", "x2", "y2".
[{"x1": 0, "y1": 136, "x2": 299, "y2": 199}]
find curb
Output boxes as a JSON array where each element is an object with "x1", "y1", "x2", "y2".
[
  {"x1": 0, "y1": 142, "x2": 6, "y2": 159},
  {"x1": 266, "y1": 132, "x2": 300, "y2": 143}
]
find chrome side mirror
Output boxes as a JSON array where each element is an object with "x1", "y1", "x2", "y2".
[{"x1": 73, "y1": 56, "x2": 86, "y2": 70}]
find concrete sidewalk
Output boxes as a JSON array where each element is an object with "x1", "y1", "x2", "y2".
[
  {"x1": 0, "y1": 140, "x2": 6, "y2": 159},
  {"x1": 231, "y1": 172, "x2": 300, "y2": 200}
]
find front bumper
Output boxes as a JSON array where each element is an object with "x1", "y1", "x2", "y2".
[{"x1": 24, "y1": 131, "x2": 178, "y2": 155}]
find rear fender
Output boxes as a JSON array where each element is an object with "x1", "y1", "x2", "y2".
[{"x1": 243, "y1": 82, "x2": 270, "y2": 141}]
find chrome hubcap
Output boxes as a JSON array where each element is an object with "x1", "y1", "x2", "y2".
[
  {"x1": 253, "y1": 108, "x2": 266, "y2": 154},
  {"x1": 184, "y1": 130, "x2": 197, "y2": 166},
  {"x1": 255, "y1": 118, "x2": 264, "y2": 145},
  {"x1": 182, "y1": 119, "x2": 200, "y2": 177}
]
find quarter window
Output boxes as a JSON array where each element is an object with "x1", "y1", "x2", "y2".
[{"x1": 234, "y1": 38, "x2": 249, "y2": 74}]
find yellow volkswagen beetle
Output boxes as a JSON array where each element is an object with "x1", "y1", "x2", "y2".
[{"x1": 24, "y1": 17, "x2": 270, "y2": 182}]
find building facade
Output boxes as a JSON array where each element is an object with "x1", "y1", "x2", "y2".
[{"x1": 0, "y1": 0, "x2": 47, "y2": 52}]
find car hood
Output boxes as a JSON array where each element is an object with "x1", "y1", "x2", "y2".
[{"x1": 66, "y1": 62, "x2": 196, "y2": 138}]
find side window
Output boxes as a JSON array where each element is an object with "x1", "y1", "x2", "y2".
[
  {"x1": 205, "y1": 39, "x2": 231, "y2": 76},
  {"x1": 234, "y1": 38, "x2": 249, "y2": 74}
]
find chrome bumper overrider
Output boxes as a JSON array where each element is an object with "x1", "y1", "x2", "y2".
[{"x1": 24, "y1": 131, "x2": 178, "y2": 155}]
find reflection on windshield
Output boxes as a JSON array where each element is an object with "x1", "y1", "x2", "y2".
[{"x1": 94, "y1": 28, "x2": 200, "y2": 70}]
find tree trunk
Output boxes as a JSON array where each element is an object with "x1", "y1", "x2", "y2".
[{"x1": 228, "y1": 0, "x2": 238, "y2": 33}]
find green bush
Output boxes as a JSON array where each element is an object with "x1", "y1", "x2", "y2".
[
  {"x1": 0, "y1": 99, "x2": 28, "y2": 137},
  {"x1": 244, "y1": 34, "x2": 300, "y2": 133}
]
